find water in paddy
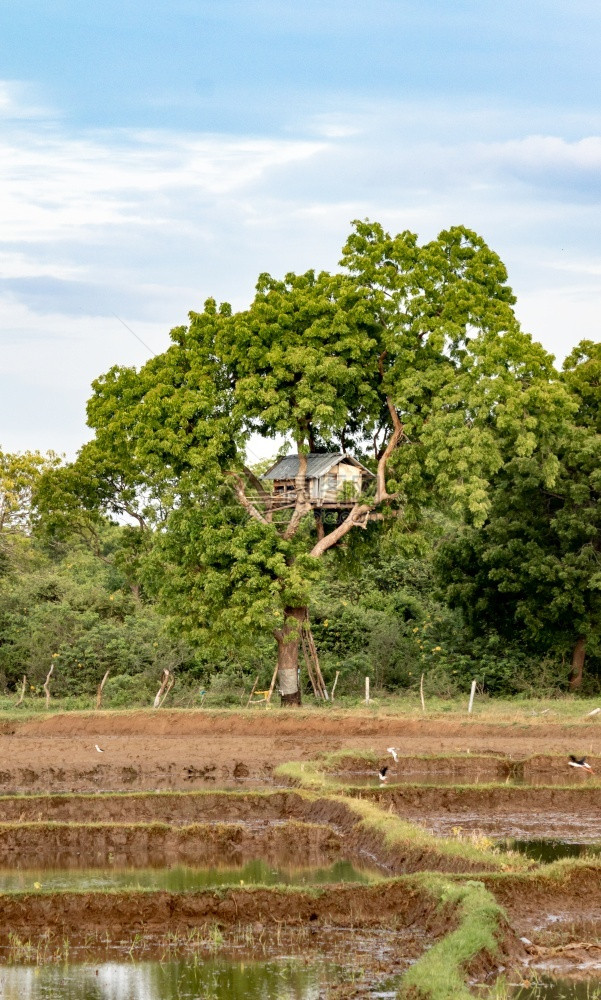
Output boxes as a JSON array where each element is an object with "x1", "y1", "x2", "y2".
[
  {"x1": 330, "y1": 773, "x2": 596, "y2": 787},
  {"x1": 513, "y1": 975, "x2": 601, "y2": 998},
  {"x1": 0, "y1": 858, "x2": 375, "y2": 893},
  {"x1": 0, "y1": 958, "x2": 342, "y2": 999},
  {"x1": 497, "y1": 838, "x2": 601, "y2": 863}
]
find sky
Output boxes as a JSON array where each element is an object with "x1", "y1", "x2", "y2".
[{"x1": 2, "y1": 0, "x2": 601, "y2": 457}]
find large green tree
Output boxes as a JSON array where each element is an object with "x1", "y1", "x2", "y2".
[
  {"x1": 53, "y1": 222, "x2": 569, "y2": 703},
  {"x1": 436, "y1": 340, "x2": 601, "y2": 690}
]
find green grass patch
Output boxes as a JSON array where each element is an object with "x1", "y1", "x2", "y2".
[{"x1": 399, "y1": 876, "x2": 506, "y2": 999}]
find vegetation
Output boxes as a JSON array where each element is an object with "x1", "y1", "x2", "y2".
[
  {"x1": 2, "y1": 222, "x2": 601, "y2": 703},
  {"x1": 399, "y1": 876, "x2": 507, "y2": 1000}
]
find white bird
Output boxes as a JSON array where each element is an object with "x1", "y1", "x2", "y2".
[
  {"x1": 387, "y1": 747, "x2": 399, "y2": 763},
  {"x1": 95, "y1": 745, "x2": 105, "y2": 753},
  {"x1": 378, "y1": 766, "x2": 388, "y2": 782}
]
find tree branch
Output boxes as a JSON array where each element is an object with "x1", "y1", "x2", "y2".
[
  {"x1": 375, "y1": 396, "x2": 404, "y2": 503},
  {"x1": 229, "y1": 474, "x2": 269, "y2": 525},
  {"x1": 243, "y1": 466, "x2": 273, "y2": 522},
  {"x1": 309, "y1": 502, "x2": 372, "y2": 558},
  {"x1": 282, "y1": 452, "x2": 312, "y2": 540}
]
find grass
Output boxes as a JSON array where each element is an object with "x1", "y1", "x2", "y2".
[
  {"x1": 275, "y1": 756, "x2": 530, "y2": 872},
  {"x1": 399, "y1": 876, "x2": 507, "y2": 1000},
  {"x1": 2, "y1": 692, "x2": 601, "y2": 722}
]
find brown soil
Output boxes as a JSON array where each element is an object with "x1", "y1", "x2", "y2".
[
  {"x1": 0, "y1": 709, "x2": 592, "y2": 989},
  {"x1": 481, "y1": 865, "x2": 601, "y2": 934},
  {"x1": 0, "y1": 790, "x2": 499, "y2": 875},
  {"x1": 0, "y1": 710, "x2": 598, "y2": 792},
  {"x1": 0, "y1": 820, "x2": 344, "y2": 869},
  {"x1": 357, "y1": 784, "x2": 601, "y2": 840},
  {"x1": 0, "y1": 881, "x2": 431, "y2": 938}
]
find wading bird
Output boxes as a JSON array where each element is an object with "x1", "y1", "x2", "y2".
[
  {"x1": 95, "y1": 745, "x2": 104, "y2": 754},
  {"x1": 387, "y1": 747, "x2": 399, "y2": 763},
  {"x1": 569, "y1": 755, "x2": 594, "y2": 773},
  {"x1": 378, "y1": 766, "x2": 388, "y2": 782}
]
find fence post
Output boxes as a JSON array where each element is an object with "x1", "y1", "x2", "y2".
[{"x1": 468, "y1": 679, "x2": 477, "y2": 714}]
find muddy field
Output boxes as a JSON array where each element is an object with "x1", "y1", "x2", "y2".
[
  {"x1": 0, "y1": 709, "x2": 599, "y2": 791},
  {"x1": 0, "y1": 708, "x2": 599, "y2": 997}
]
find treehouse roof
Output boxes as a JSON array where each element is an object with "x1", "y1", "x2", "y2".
[{"x1": 261, "y1": 452, "x2": 374, "y2": 481}]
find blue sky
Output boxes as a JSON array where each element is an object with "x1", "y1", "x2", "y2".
[{"x1": 2, "y1": 0, "x2": 601, "y2": 454}]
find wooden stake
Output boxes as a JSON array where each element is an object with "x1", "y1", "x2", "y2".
[
  {"x1": 246, "y1": 675, "x2": 259, "y2": 707},
  {"x1": 305, "y1": 624, "x2": 328, "y2": 699},
  {"x1": 420, "y1": 672, "x2": 425, "y2": 713},
  {"x1": 15, "y1": 675, "x2": 26, "y2": 707},
  {"x1": 365, "y1": 676, "x2": 370, "y2": 703},
  {"x1": 300, "y1": 628, "x2": 321, "y2": 699},
  {"x1": 44, "y1": 663, "x2": 55, "y2": 709},
  {"x1": 96, "y1": 669, "x2": 110, "y2": 710},
  {"x1": 468, "y1": 678, "x2": 477, "y2": 714},
  {"x1": 266, "y1": 663, "x2": 279, "y2": 704},
  {"x1": 153, "y1": 669, "x2": 171, "y2": 709},
  {"x1": 330, "y1": 670, "x2": 340, "y2": 702},
  {"x1": 158, "y1": 673, "x2": 175, "y2": 708}
]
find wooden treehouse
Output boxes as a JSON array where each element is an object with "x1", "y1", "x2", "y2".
[{"x1": 261, "y1": 452, "x2": 374, "y2": 510}]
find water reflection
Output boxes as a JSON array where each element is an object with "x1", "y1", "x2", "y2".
[
  {"x1": 0, "y1": 859, "x2": 376, "y2": 894},
  {"x1": 513, "y1": 974, "x2": 601, "y2": 998},
  {"x1": 497, "y1": 839, "x2": 601, "y2": 864},
  {"x1": 0, "y1": 959, "x2": 337, "y2": 999},
  {"x1": 331, "y1": 773, "x2": 598, "y2": 788}
]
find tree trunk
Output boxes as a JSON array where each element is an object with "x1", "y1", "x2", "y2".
[
  {"x1": 569, "y1": 637, "x2": 586, "y2": 691},
  {"x1": 277, "y1": 607, "x2": 306, "y2": 706}
]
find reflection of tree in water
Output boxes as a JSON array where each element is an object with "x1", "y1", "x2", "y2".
[
  {"x1": 0, "y1": 960, "x2": 329, "y2": 999},
  {"x1": 0, "y1": 860, "x2": 372, "y2": 894}
]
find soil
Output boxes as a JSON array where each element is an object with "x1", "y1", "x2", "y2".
[
  {"x1": 0, "y1": 819, "x2": 345, "y2": 869},
  {"x1": 0, "y1": 709, "x2": 598, "y2": 792},
  {"x1": 0, "y1": 708, "x2": 595, "y2": 989},
  {"x1": 359, "y1": 785, "x2": 601, "y2": 841},
  {"x1": 0, "y1": 790, "x2": 500, "y2": 875}
]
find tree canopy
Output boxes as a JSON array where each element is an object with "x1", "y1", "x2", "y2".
[{"x1": 33, "y1": 220, "x2": 576, "y2": 702}]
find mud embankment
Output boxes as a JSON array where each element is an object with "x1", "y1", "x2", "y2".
[
  {"x1": 346, "y1": 784, "x2": 601, "y2": 841},
  {"x1": 481, "y1": 863, "x2": 601, "y2": 932},
  {"x1": 0, "y1": 791, "x2": 501, "y2": 875},
  {"x1": 0, "y1": 820, "x2": 343, "y2": 869}
]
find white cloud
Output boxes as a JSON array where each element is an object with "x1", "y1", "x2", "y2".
[
  {"x1": 0, "y1": 80, "x2": 54, "y2": 120},
  {"x1": 3, "y1": 87, "x2": 601, "y2": 453},
  {"x1": 480, "y1": 134, "x2": 601, "y2": 172}
]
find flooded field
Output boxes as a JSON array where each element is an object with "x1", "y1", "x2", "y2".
[
  {"x1": 0, "y1": 709, "x2": 600, "y2": 997},
  {"x1": 497, "y1": 839, "x2": 601, "y2": 863},
  {"x1": 0, "y1": 858, "x2": 377, "y2": 893},
  {"x1": 0, "y1": 958, "x2": 345, "y2": 1000},
  {"x1": 514, "y1": 977, "x2": 601, "y2": 998}
]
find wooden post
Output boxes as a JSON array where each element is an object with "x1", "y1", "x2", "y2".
[
  {"x1": 420, "y1": 672, "x2": 425, "y2": 713},
  {"x1": 96, "y1": 669, "x2": 110, "y2": 709},
  {"x1": 15, "y1": 675, "x2": 26, "y2": 707},
  {"x1": 153, "y1": 669, "x2": 171, "y2": 709},
  {"x1": 246, "y1": 676, "x2": 259, "y2": 708},
  {"x1": 300, "y1": 624, "x2": 323, "y2": 699},
  {"x1": 44, "y1": 663, "x2": 55, "y2": 709},
  {"x1": 158, "y1": 673, "x2": 175, "y2": 708},
  {"x1": 330, "y1": 670, "x2": 340, "y2": 702},
  {"x1": 365, "y1": 676, "x2": 370, "y2": 704},
  {"x1": 468, "y1": 679, "x2": 477, "y2": 715},
  {"x1": 266, "y1": 663, "x2": 279, "y2": 704}
]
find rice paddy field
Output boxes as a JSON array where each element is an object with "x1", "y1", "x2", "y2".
[{"x1": 0, "y1": 703, "x2": 601, "y2": 998}]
